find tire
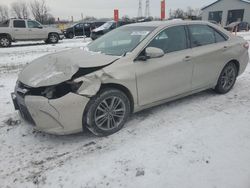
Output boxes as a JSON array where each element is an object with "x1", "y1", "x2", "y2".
[
  {"x1": 214, "y1": 62, "x2": 238, "y2": 94},
  {"x1": 68, "y1": 32, "x2": 74, "y2": 39},
  {"x1": 47, "y1": 33, "x2": 59, "y2": 44},
  {"x1": 0, "y1": 36, "x2": 11, "y2": 47},
  {"x1": 84, "y1": 88, "x2": 131, "y2": 136}
]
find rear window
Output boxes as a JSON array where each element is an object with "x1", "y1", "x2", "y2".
[
  {"x1": 13, "y1": 20, "x2": 26, "y2": 28},
  {"x1": 189, "y1": 25, "x2": 216, "y2": 47}
]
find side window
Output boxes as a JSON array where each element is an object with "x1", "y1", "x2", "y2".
[
  {"x1": 13, "y1": 20, "x2": 26, "y2": 28},
  {"x1": 188, "y1": 25, "x2": 216, "y2": 47},
  {"x1": 214, "y1": 29, "x2": 227, "y2": 42},
  {"x1": 148, "y1": 25, "x2": 188, "y2": 53},
  {"x1": 28, "y1": 21, "x2": 41, "y2": 28},
  {"x1": 75, "y1": 24, "x2": 82, "y2": 29}
]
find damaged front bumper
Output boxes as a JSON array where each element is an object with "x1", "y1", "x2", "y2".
[{"x1": 11, "y1": 84, "x2": 90, "y2": 135}]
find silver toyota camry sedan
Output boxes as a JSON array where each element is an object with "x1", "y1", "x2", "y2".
[{"x1": 11, "y1": 20, "x2": 249, "y2": 136}]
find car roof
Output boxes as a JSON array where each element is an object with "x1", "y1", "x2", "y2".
[{"x1": 124, "y1": 20, "x2": 212, "y2": 28}]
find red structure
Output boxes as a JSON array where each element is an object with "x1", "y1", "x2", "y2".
[
  {"x1": 161, "y1": 0, "x2": 166, "y2": 20},
  {"x1": 114, "y1": 9, "x2": 119, "y2": 22}
]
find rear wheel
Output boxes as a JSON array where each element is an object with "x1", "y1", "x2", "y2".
[
  {"x1": 214, "y1": 62, "x2": 238, "y2": 94},
  {"x1": 46, "y1": 33, "x2": 59, "y2": 44},
  {"x1": 0, "y1": 36, "x2": 11, "y2": 47},
  {"x1": 84, "y1": 88, "x2": 131, "y2": 136}
]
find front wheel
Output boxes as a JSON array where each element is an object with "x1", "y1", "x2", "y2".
[
  {"x1": 84, "y1": 88, "x2": 131, "y2": 136},
  {"x1": 46, "y1": 33, "x2": 59, "y2": 44},
  {"x1": 214, "y1": 62, "x2": 238, "y2": 94},
  {"x1": 67, "y1": 32, "x2": 74, "y2": 39},
  {"x1": 0, "y1": 36, "x2": 11, "y2": 47}
]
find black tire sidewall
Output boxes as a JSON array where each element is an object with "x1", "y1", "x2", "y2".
[
  {"x1": 215, "y1": 62, "x2": 238, "y2": 94},
  {"x1": 84, "y1": 89, "x2": 131, "y2": 136}
]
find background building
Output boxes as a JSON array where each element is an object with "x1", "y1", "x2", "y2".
[{"x1": 201, "y1": 0, "x2": 250, "y2": 26}]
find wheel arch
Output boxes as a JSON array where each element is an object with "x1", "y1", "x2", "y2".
[
  {"x1": 214, "y1": 59, "x2": 240, "y2": 89},
  {"x1": 229, "y1": 59, "x2": 240, "y2": 76},
  {"x1": 82, "y1": 82, "x2": 135, "y2": 133},
  {"x1": 48, "y1": 32, "x2": 59, "y2": 38},
  {"x1": 100, "y1": 83, "x2": 135, "y2": 113},
  {"x1": 0, "y1": 33, "x2": 12, "y2": 40}
]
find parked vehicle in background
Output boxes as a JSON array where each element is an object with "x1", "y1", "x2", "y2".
[
  {"x1": 0, "y1": 19, "x2": 64, "y2": 47},
  {"x1": 12, "y1": 21, "x2": 249, "y2": 136},
  {"x1": 90, "y1": 20, "x2": 135, "y2": 40},
  {"x1": 224, "y1": 21, "x2": 250, "y2": 32},
  {"x1": 137, "y1": 17, "x2": 153, "y2": 22},
  {"x1": 63, "y1": 21, "x2": 105, "y2": 39}
]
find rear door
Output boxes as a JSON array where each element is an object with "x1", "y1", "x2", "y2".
[
  {"x1": 12, "y1": 20, "x2": 28, "y2": 40},
  {"x1": 187, "y1": 24, "x2": 229, "y2": 90}
]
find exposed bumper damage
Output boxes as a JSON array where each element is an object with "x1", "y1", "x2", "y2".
[
  {"x1": 11, "y1": 48, "x2": 123, "y2": 135},
  {"x1": 25, "y1": 93, "x2": 89, "y2": 135},
  {"x1": 12, "y1": 88, "x2": 90, "y2": 135}
]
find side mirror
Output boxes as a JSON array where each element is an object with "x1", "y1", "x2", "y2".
[
  {"x1": 145, "y1": 47, "x2": 164, "y2": 59},
  {"x1": 37, "y1": 25, "x2": 43, "y2": 29}
]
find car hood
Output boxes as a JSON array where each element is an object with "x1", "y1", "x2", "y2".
[
  {"x1": 18, "y1": 48, "x2": 120, "y2": 88},
  {"x1": 92, "y1": 27, "x2": 105, "y2": 32}
]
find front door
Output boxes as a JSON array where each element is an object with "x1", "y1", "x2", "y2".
[
  {"x1": 135, "y1": 25, "x2": 194, "y2": 106},
  {"x1": 74, "y1": 23, "x2": 84, "y2": 36},
  {"x1": 27, "y1": 20, "x2": 47, "y2": 39}
]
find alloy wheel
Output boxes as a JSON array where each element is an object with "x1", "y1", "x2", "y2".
[
  {"x1": 49, "y1": 35, "x2": 58, "y2": 43},
  {"x1": 220, "y1": 64, "x2": 237, "y2": 91},
  {"x1": 0, "y1": 38, "x2": 10, "y2": 47},
  {"x1": 94, "y1": 96, "x2": 126, "y2": 131}
]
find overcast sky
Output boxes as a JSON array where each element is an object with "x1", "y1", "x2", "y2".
[{"x1": 1, "y1": 0, "x2": 216, "y2": 20}]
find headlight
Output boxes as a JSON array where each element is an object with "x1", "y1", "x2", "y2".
[{"x1": 41, "y1": 81, "x2": 83, "y2": 99}]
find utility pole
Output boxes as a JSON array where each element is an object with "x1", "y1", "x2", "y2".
[
  {"x1": 145, "y1": 0, "x2": 150, "y2": 18},
  {"x1": 138, "y1": 0, "x2": 143, "y2": 18},
  {"x1": 81, "y1": 13, "x2": 85, "y2": 38}
]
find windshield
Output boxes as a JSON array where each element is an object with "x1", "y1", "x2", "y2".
[
  {"x1": 87, "y1": 26, "x2": 156, "y2": 56},
  {"x1": 0, "y1": 20, "x2": 9, "y2": 27},
  {"x1": 100, "y1": 22, "x2": 114, "y2": 29}
]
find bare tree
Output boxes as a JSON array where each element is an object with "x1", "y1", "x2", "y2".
[
  {"x1": 185, "y1": 7, "x2": 201, "y2": 18},
  {"x1": 193, "y1": 8, "x2": 202, "y2": 17},
  {"x1": 170, "y1": 9, "x2": 185, "y2": 19},
  {"x1": 0, "y1": 5, "x2": 9, "y2": 22},
  {"x1": 170, "y1": 7, "x2": 202, "y2": 20},
  {"x1": 186, "y1": 7, "x2": 194, "y2": 18},
  {"x1": 83, "y1": 16, "x2": 97, "y2": 21},
  {"x1": 11, "y1": 1, "x2": 29, "y2": 19},
  {"x1": 30, "y1": 0, "x2": 49, "y2": 24}
]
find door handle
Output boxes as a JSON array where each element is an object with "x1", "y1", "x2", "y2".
[
  {"x1": 14, "y1": 29, "x2": 19, "y2": 31},
  {"x1": 184, "y1": 56, "x2": 192, "y2": 61}
]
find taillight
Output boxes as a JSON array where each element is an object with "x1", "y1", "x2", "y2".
[{"x1": 243, "y1": 42, "x2": 249, "y2": 49}]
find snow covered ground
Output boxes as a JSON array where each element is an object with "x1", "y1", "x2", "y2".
[{"x1": 0, "y1": 35, "x2": 250, "y2": 188}]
